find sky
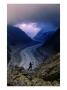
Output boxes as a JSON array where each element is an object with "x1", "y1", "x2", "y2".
[
  {"x1": 15, "y1": 23, "x2": 41, "y2": 38},
  {"x1": 7, "y1": 4, "x2": 60, "y2": 38},
  {"x1": 15, "y1": 22, "x2": 57, "y2": 38}
]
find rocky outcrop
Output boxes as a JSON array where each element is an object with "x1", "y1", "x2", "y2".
[
  {"x1": 34, "y1": 53, "x2": 60, "y2": 82},
  {"x1": 7, "y1": 53, "x2": 60, "y2": 86}
]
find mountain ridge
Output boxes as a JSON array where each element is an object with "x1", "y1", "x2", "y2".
[{"x1": 7, "y1": 25, "x2": 33, "y2": 46}]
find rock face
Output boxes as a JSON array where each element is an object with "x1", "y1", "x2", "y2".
[{"x1": 7, "y1": 53, "x2": 60, "y2": 86}]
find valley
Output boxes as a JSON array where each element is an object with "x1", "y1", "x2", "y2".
[{"x1": 7, "y1": 25, "x2": 60, "y2": 86}]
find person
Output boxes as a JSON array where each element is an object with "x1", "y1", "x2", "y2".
[{"x1": 28, "y1": 62, "x2": 33, "y2": 71}]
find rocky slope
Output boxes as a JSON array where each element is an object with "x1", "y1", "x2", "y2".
[{"x1": 7, "y1": 53, "x2": 60, "y2": 86}]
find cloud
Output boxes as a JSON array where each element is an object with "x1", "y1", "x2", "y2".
[
  {"x1": 15, "y1": 22, "x2": 58, "y2": 38},
  {"x1": 7, "y1": 4, "x2": 60, "y2": 25},
  {"x1": 15, "y1": 23, "x2": 41, "y2": 38}
]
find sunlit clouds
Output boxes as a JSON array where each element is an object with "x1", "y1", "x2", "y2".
[
  {"x1": 15, "y1": 22, "x2": 58, "y2": 38},
  {"x1": 15, "y1": 23, "x2": 41, "y2": 38},
  {"x1": 7, "y1": 4, "x2": 60, "y2": 38}
]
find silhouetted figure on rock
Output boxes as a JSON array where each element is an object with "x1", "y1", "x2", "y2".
[{"x1": 28, "y1": 62, "x2": 33, "y2": 71}]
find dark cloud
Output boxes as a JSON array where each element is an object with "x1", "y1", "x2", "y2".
[{"x1": 7, "y1": 4, "x2": 60, "y2": 25}]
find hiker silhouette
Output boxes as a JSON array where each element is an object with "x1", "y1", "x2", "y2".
[{"x1": 28, "y1": 62, "x2": 33, "y2": 70}]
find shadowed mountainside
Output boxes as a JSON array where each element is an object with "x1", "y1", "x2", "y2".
[
  {"x1": 38, "y1": 28, "x2": 60, "y2": 54},
  {"x1": 7, "y1": 25, "x2": 33, "y2": 46},
  {"x1": 34, "y1": 28, "x2": 55, "y2": 42}
]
